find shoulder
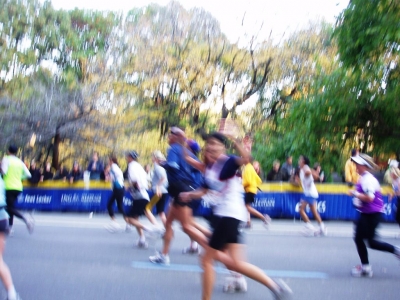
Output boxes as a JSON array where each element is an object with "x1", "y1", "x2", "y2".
[{"x1": 362, "y1": 172, "x2": 380, "y2": 185}]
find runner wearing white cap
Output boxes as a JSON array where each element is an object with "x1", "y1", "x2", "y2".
[{"x1": 349, "y1": 153, "x2": 400, "y2": 277}]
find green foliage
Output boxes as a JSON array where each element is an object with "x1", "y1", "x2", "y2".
[{"x1": 336, "y1": 0, "x2": 400, "y2": 69}]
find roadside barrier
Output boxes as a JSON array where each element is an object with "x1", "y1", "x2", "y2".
[{"x1": 16, "y1": 181, "x2": 397, "y2": 222}]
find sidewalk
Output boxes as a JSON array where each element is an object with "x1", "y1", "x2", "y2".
[{"x1": 25, "y1": 211, "x2": 400, "y2": 239}]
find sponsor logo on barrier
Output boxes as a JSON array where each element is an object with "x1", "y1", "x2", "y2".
[
  {"x1": 295, "y1": 201, "x2": 326, "y2": 214},
  {"x1": 61, "y1": 193, "x2": 101, "y2": 205},
  {"x1": 61, "y1": 194, "x2": 80, "y2": 204},
  {"x1": 254, "y1": 197, "x2": 275, "y2": 208},
  {"x1": 21, "y1": 194, "x2": 52, "y2": 204}
]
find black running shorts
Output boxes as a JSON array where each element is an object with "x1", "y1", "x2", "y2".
[
  {"x1": 128, "y1": 199, "x2": 149, "y2": 217},
  {"x1": 209, "y1": 217, "x2": 243, "y2": 251},
  {"x1": 244, "y1": 192, "x2": 256, "y2": 205},
  {"x1": 0, "y1": 218, "x2": 9, "y2": 233}
]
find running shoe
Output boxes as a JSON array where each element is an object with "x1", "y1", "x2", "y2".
[
  {"x1": 26, "y1": 219, "x2": 34, "y2": 234},
  {"x1": 6, "y1": 226, "x2": 14, "y2": 237},
  {"x1": 273, "y1": 279, "x2": 293, "y2": 300},
  {"x1": 125, "y1": 224, "x2": 133, "y2": 233},
  {"x1": 235, "y1": 275, "x2": 247, "y2": 292},
  {"x1": 182, "y1": 245, "x2": 201, "y2": 255},
  {"x1": 136, "y1": 240, "x2": 148, "y2": 249},
  {"x1": 351, "y1": 265, "x2": 373, "y2": 278},
  {"x1": 263, "y1": 214, "x2": 272, "y2": 229},
  {"x1": 104, "y1": 221, "x2": 121, "y2": 233},
  {"x1": 7, "y1": 293, "x2": 22, "y2": 300},
  {"x1": 319, "y1": 226, "x2": 328, "y2": 236},
  {"x1": 149, "y1": 251, "x2": 170, "y2": 265},
  {"x1": 223, "y1": 274, "x2": 247, "y2": 293},
  {"x1": 393, "y1": 246, "x2": 400, "y2": 259},
  {"x1": 144, "y1": 226, "x2": 165, "y2": 240}
]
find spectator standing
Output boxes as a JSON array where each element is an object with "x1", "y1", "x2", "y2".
[
  {"x1": 41, "y1": 162, "x2": 54, "y2": 181},
  {"x1": 1, "y1": 145, "x2": 34, "y2": 234},
  {"x1": 345, "y1": 149, "x2": 360, "y2": 186},
  {"x1": 313, "y1": 163, "x2": 326, "y2": 183},
  {"x1": 68, "y1": 161, "x2": 83, "y2": 183},
  {"x1": 281, "y1": 155, "x2": 294, "y2": 181},
  {"x1": 87, "y1": 151, "x2": 104, "y2": 180},
  {"x1": 54, "y1": 164, "x2": 68, "y2": 181},
  {"x1": 266, "y1": 160, "x2": 283, "y2": 182},
  {"x1": 28, "y1": 160, "x2": 41, "y2": 185}
]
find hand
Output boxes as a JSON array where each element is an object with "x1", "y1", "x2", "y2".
[
  {"x1": 348, "y1": 190, "x2": 360, "y2": 198},
  {"x1": 156, "y1": 186, "x2": 162, "y2": 198},
  {"x1": 179, "y1": 192, "x2": 191, "y2": 202}
]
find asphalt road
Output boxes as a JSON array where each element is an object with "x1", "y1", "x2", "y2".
[{"x1": 3, "y1": 213, "x2": 400, "y2": 300}]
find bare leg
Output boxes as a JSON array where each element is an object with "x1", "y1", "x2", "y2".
[
  {"x1": 245, "y1": 204, "x2": 265, "y2": 221},
  {"x1": 299, "y1": 201, "x2": 310, "y2": 223},
  {"x1": 201, "y1": 247, "x2": 216, "y2": 300},
  {"x1": 309, "y1": 203, "x2": 322, "y2": 224},
  {"x1": 144, "y1": 209, "x2": 159, "y2": 226},
  {"x1": 124, "y1": 216, "x2": 146, "y2": 236},
  {"x1": 201, "y1": 244, "x2": 279, "y2": 300},
  {"x1": 0, "y1": 233, "x2": 14, "y2": 293},
  {"x1": 161, "y1": 206, "x2": 176, "y2": 255},
  {"x1": 158, "y1": 212, "x2": 167, "y2": 228},
  {"x1": 216, "y1": 244, "x2": 279, "y2": 290},
  {"x1": 192, "y1": 220, "x2": 212, "y2": 238},
  {"x1": 175, "y1": 206, "x2": 209, "y2": 249}
]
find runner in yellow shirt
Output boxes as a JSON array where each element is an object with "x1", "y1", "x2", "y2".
[{"x1": 242, "y1": 160, "x2": 271, "y2": 228}]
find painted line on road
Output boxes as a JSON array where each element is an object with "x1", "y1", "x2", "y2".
[{"x1": 131, "y1": 261, "x2": 329, "y2": 279}]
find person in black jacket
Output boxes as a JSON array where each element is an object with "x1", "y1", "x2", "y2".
[
  {"x1": 28, "y1": 160, "x2": 41, "y2": 185},
  {"x1": 68, "y1": 161, "x2": 83, "y2": 183},
  {"x1": 41, "y1": 162, "x2": 54, "y2": 181},
  {"x1": 266, "y1": 160, "x2": 283, "y2": 182}
]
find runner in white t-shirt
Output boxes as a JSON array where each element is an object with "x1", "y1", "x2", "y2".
[
  {"x1": 297, "y1": 155, "x2": 327, "y2": 235},
  {"x1": 124, "y1": 151, "x2": 163, "y2": 248},
  {"x1": 179, "y1": 132, "x2": 292, "y2": 300}
]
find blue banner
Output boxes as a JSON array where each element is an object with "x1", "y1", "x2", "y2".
[{"x1": 15, "y1": 183, "x2": 397, "y2": 222}]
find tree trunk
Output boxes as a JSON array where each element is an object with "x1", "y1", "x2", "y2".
[{"x1": 52, "y1": 131, "x2": 61, "y2": 170}]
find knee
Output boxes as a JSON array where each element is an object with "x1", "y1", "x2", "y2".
[
  {"x1": 181, "y1": 223, "x2": 191, "y2": 234},
  {"x1": 367, "y1": 239, "x2": 378, "y2": 249},
  {"x1": 201, "y1": 253, "x2": 214, "y2": 270}
]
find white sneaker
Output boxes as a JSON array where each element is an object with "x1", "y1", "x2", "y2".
[
  {"x1": 7, "y1": 293, "x2": 22, "y2": 300},
  {"x1": 319, "y1": 225, "x2": 328, "y2": 236},
  {"x1": 182, "y1": 245, "x2": 201, "y2": 255},
  {"x1": 125, "y1": 224, "x2": 133, "y2": 233},
  {"x1": 104, "y1": 221, "x2": 121, "y2": 233},
  {"x1": 149, "y1": 251, "x2": 170, "y2": 265},
  {"x1": 26, "y1": 220, "x2": 34, "y2": 234},
  {"x1": 351, "y1": 265, "x2": 373, "y2": 278},
  {"x1": 263, "y1": 214, "x2": 272, "y2": 229},
  {"x1": 273, "y1": 279, "x2": 293, "y2": 300},
  {"x1": 393, "y1": 246, "x2": 400, "y2": 260},
  {"x1": 136, "y1": 240, "x2": 148, "y2": 249},
  {"x1": 145, "y1": 226, "x2": 165, "y2": 240},
  {"x1": 224, "y1": 274, "x2": 248, "y2": 293},
  {"x1": 7, "y1": 226, "x2": 14, "y2": 237}
]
